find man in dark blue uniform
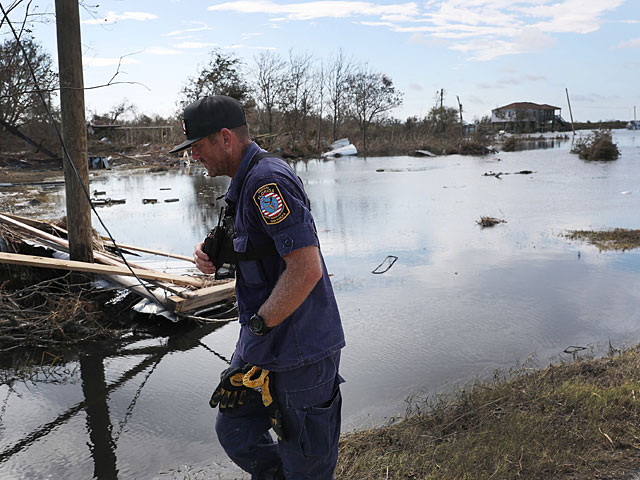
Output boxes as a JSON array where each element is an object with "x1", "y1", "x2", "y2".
[{"x1": 170, "y1": 96, "x2": 345, "y2": 479}]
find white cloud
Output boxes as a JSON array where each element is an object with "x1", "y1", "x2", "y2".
[
  {"x1": 518, "y1": 0, "x2": 625, "y2": 34},
  {"x1": 175, "y1": 41, "x2": 218, "y2": 49},
  {"x1": 83, "y1": 57, "x2": 139, "y2": 67},
  {"x1": 82, "y1": 11, "x2": 157, "y2": 25},
  {"x1": 617, "y1": 38, "x2": 640, "y2": 49},
  {"x1": 224, "y1": 43, "x2": 277, "y2": 50},
  {"x1": 164, "y1": 22, "x2": 211, "y2": 36},
  {"x1": 145, "y1": 47, "x2": 183, "y2": 55},
  {"x1": 206, "y1": 0, "x2": 624, "y2": 61},
  {"x1": 207, "y1": 1, "x2": 420, "y2": 21}
]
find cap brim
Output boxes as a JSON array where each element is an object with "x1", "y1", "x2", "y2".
[{"x1": 168, "y1": 135, "x2": 205, "y2": 154}]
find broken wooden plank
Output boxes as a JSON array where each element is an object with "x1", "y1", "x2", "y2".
[
  {"x1": 0, "y1": 252, "x2": 205, "y2": 287},
  {"x1": 2, "y1": 212, "x2": 68, "y2": 237},
  {"x1": 167, "y1": 281, "x2": 236, "y2": 313},
  {"x1": 0, "y1": 213, "x2": 149, "y2": 271},
  {"x1": 98, "y1": 238, "x2": 194, "y2": 263}
]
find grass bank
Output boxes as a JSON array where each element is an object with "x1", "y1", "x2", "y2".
[
  {"x1": 336, "y1": 346, "x2": 640, "y2": 479},
  {"x1": 566, "y1": 229, "x2": 640, "y2": 251}
]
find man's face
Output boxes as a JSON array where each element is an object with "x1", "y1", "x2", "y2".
[{"x1": 191, "y1": 133, "x2": 225, "y2": 177}]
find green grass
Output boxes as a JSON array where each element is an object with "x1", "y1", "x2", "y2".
[
  {"x1": 566, "y1": 229, "x2": 640, "y2": 251},
  {"x1": 336, "y1": 348, "x2": 640, "y2": 479}
]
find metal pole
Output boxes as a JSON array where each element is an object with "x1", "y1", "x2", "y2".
[
  {"x1": 565, "y1": 88, "x2": 576, "y2": 136},
  {"x1": 55, "y1": 0, "x2": 93, "y2": 262}
]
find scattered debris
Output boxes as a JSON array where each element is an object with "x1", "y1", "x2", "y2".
[
  {"x1": 93, "y1": 190, "x2": 106, "y2": 196},
  {"x1": 321, "y1": 138, "x2": 358, "y2": 158},
  {"x1": 160, "y1": 187, "x2": 172, "y2": 191},
  {"x1": 91, "y1": 198, "x2": 126, "y2": 207},
  {"x1": 164, "y1": 198, "x2": 179, "y2": 203},
  {"x1": 477, "y1": 216, "x2": 507, "y2": 228},
  {"x1": 571, "y1": 130, "x2": 620, "y2": 161},
  {"x1": 372, "y1": 255, "x2": 398, "y2": 274},
  {"x1": 564, "y1": 345, "x2": 587, "y2": 361},
  {"x1": 89, "y1": 156, "x2": 110, "y2": 169},
  {"x1": 565, "y1": 228, "x2": 640, "y2": 251},
  {"x1": 413, "y1": 149, "x2": 436, "y2": 157},
  {"x1": 483, "y1": 170, "x2": 535, "y2": 179},
  {"x1": 142, "y1": 198, "x2": 158, "y2": 204},
  {"x1": 148, "y1": 166, "x2": 169, "y2": 173}
]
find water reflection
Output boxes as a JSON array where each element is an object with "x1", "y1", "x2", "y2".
[{"x1": 0, "y1": 322, "x2": 231, "y2": 479}]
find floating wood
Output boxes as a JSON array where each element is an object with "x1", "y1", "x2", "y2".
[
  {"x1": 167, "y1": 281, "x2": 236, "y2": 312},
  {"x1": 0, "y1": 252, "x2": 205, "y2": 287}
]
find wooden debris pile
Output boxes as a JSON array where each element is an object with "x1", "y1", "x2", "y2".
[
  {"x1": 0, "y1": 213, "x2": 236, "y2": 349},
  {"x1": 0, "y1": 273, "x2": 125, "y2": 352}
]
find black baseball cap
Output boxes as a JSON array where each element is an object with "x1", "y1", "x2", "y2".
[{"x1": 169, "y1": 95, "x2": 247, "y2": 153}]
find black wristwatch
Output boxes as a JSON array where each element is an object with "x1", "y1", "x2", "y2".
[{"x1": 248, "y1": 313, "x2": 273, "y2": 336}]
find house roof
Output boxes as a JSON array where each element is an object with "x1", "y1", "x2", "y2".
[{"x1": 494, "y1": 102, "x2": 561, "y2": 111}]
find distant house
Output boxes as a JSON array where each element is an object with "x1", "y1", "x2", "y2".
[{"x1": 491, "y1": 102, "x2": 565, "y2": 132}]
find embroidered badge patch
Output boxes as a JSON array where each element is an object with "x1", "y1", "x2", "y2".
[{"x1": 254, "y1": 183, "x2": 290, "y2": 225}]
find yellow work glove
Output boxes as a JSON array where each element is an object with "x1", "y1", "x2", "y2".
[
  {"x1": 243, "y1": 366, "x2": 285, "y2": 441},
  {"x1": 209, "y1": 365, "x2": 252, "y2": 412}
]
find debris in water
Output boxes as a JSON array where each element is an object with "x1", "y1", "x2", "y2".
[
  {"x1": 483, "y1": 170, "x2": 535, "y2": 179},
  {"x1": 372, "y1": 255, "x2": 398, "y2": 274},
  {"x1": 164, "y1": 198, "x2": 179, "y2": 203},
  {"x1": 477, "y1": 216, "x2": 507, "y2": 228},
  {"x1": 91, "y1": 198, "x2": 126, "y2": 207},
  {"x1": 571, "y1": 130, "x2": 620, "y2": 161},
  {"x1": 143, "y1": 198, "x2": 158, "y2": 204}
]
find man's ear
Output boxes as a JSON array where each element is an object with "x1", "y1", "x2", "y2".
[{"x1": 219, "y1": 128, "x2": 233, "y2": 148}]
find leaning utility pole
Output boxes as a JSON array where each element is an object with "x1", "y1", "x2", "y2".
[
  {"x1": 565, "y1": 88, "x2": 576, "y2": 137},
  {"x1": 55, "y1": 0, "x2": 93, "y2": 263}
]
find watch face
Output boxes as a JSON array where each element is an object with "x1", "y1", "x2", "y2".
[{"x1": 249, "y1": 314, "x2": 263, "y2": 334}]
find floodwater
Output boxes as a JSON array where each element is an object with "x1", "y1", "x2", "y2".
[{"x1": 2, "y1": 129, "x2": 640, "y2": 479}]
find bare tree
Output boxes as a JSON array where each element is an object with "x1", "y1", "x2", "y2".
[
  {"x1": 179, "y1": 48, "x2": 251, "y2": 109},
  {"x1": 89, "y1": 99, "x2": 137, "y2": 124},
  {"x1": 0, "y1": 36, "x2": 57, "y2": 127},
  {"x1": 280, "y1": 49, "x2": 313, "y2": 143},
  {"x1": 326, "y1": 49, "x2": 352, "y2": 141},
  {"x1": 346, "y1": 65, "x2": 403, "y2": 150},
  {"x1": 315, "y1": 60, "x2": 326, "y2": 149},
  {"x1": 253, "y1": 50, "x2": 286, "y2": 134}
]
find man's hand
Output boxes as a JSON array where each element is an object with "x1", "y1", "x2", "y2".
[{"x1": 194, "y1": 240, "x2": 216, "y2": 275}]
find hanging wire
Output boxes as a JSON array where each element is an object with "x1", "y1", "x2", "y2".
[{"x1": 0, "y1": 4, "x2": 167, "y2": 308}]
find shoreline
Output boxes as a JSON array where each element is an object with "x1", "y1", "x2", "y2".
[{"x1": 335, "y1": 345, "x2": 640, "y2": 479}]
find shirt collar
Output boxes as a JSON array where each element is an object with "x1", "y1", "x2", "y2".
[{"x1": 225, "y1": 141, "x2": 264, "y2": 206}]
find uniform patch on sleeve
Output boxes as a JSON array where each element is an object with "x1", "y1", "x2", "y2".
[{"x1": 253, "y1": 183, "x2": 290, "y2": 225}]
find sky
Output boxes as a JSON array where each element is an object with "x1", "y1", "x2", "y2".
[{"x1": 2, "y1": 0, "x2": 640, "y2": 123}]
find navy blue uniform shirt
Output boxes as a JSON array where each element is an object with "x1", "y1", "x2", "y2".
[{"x1": 225, "y1": 142, "x2": 345, "y2": 371}]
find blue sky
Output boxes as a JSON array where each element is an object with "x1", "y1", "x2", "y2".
[{"x1": 3, "y1": 0, "x2": 640, "y2": 122}]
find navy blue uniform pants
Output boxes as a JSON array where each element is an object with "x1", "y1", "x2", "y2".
[{"x1": 215, "y1": 351, "x2": 343, "y2": 480}]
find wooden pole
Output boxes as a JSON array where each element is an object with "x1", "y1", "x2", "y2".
[
  {"x1": 55, "y1": 0, "x2": 93, "y2": 263},
  {"x1": 456, "y1": 95, "x2": 463, "y2": 136},
  {"x1": 565, "y1": 88, "x2": 576, "y2": 136}
]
